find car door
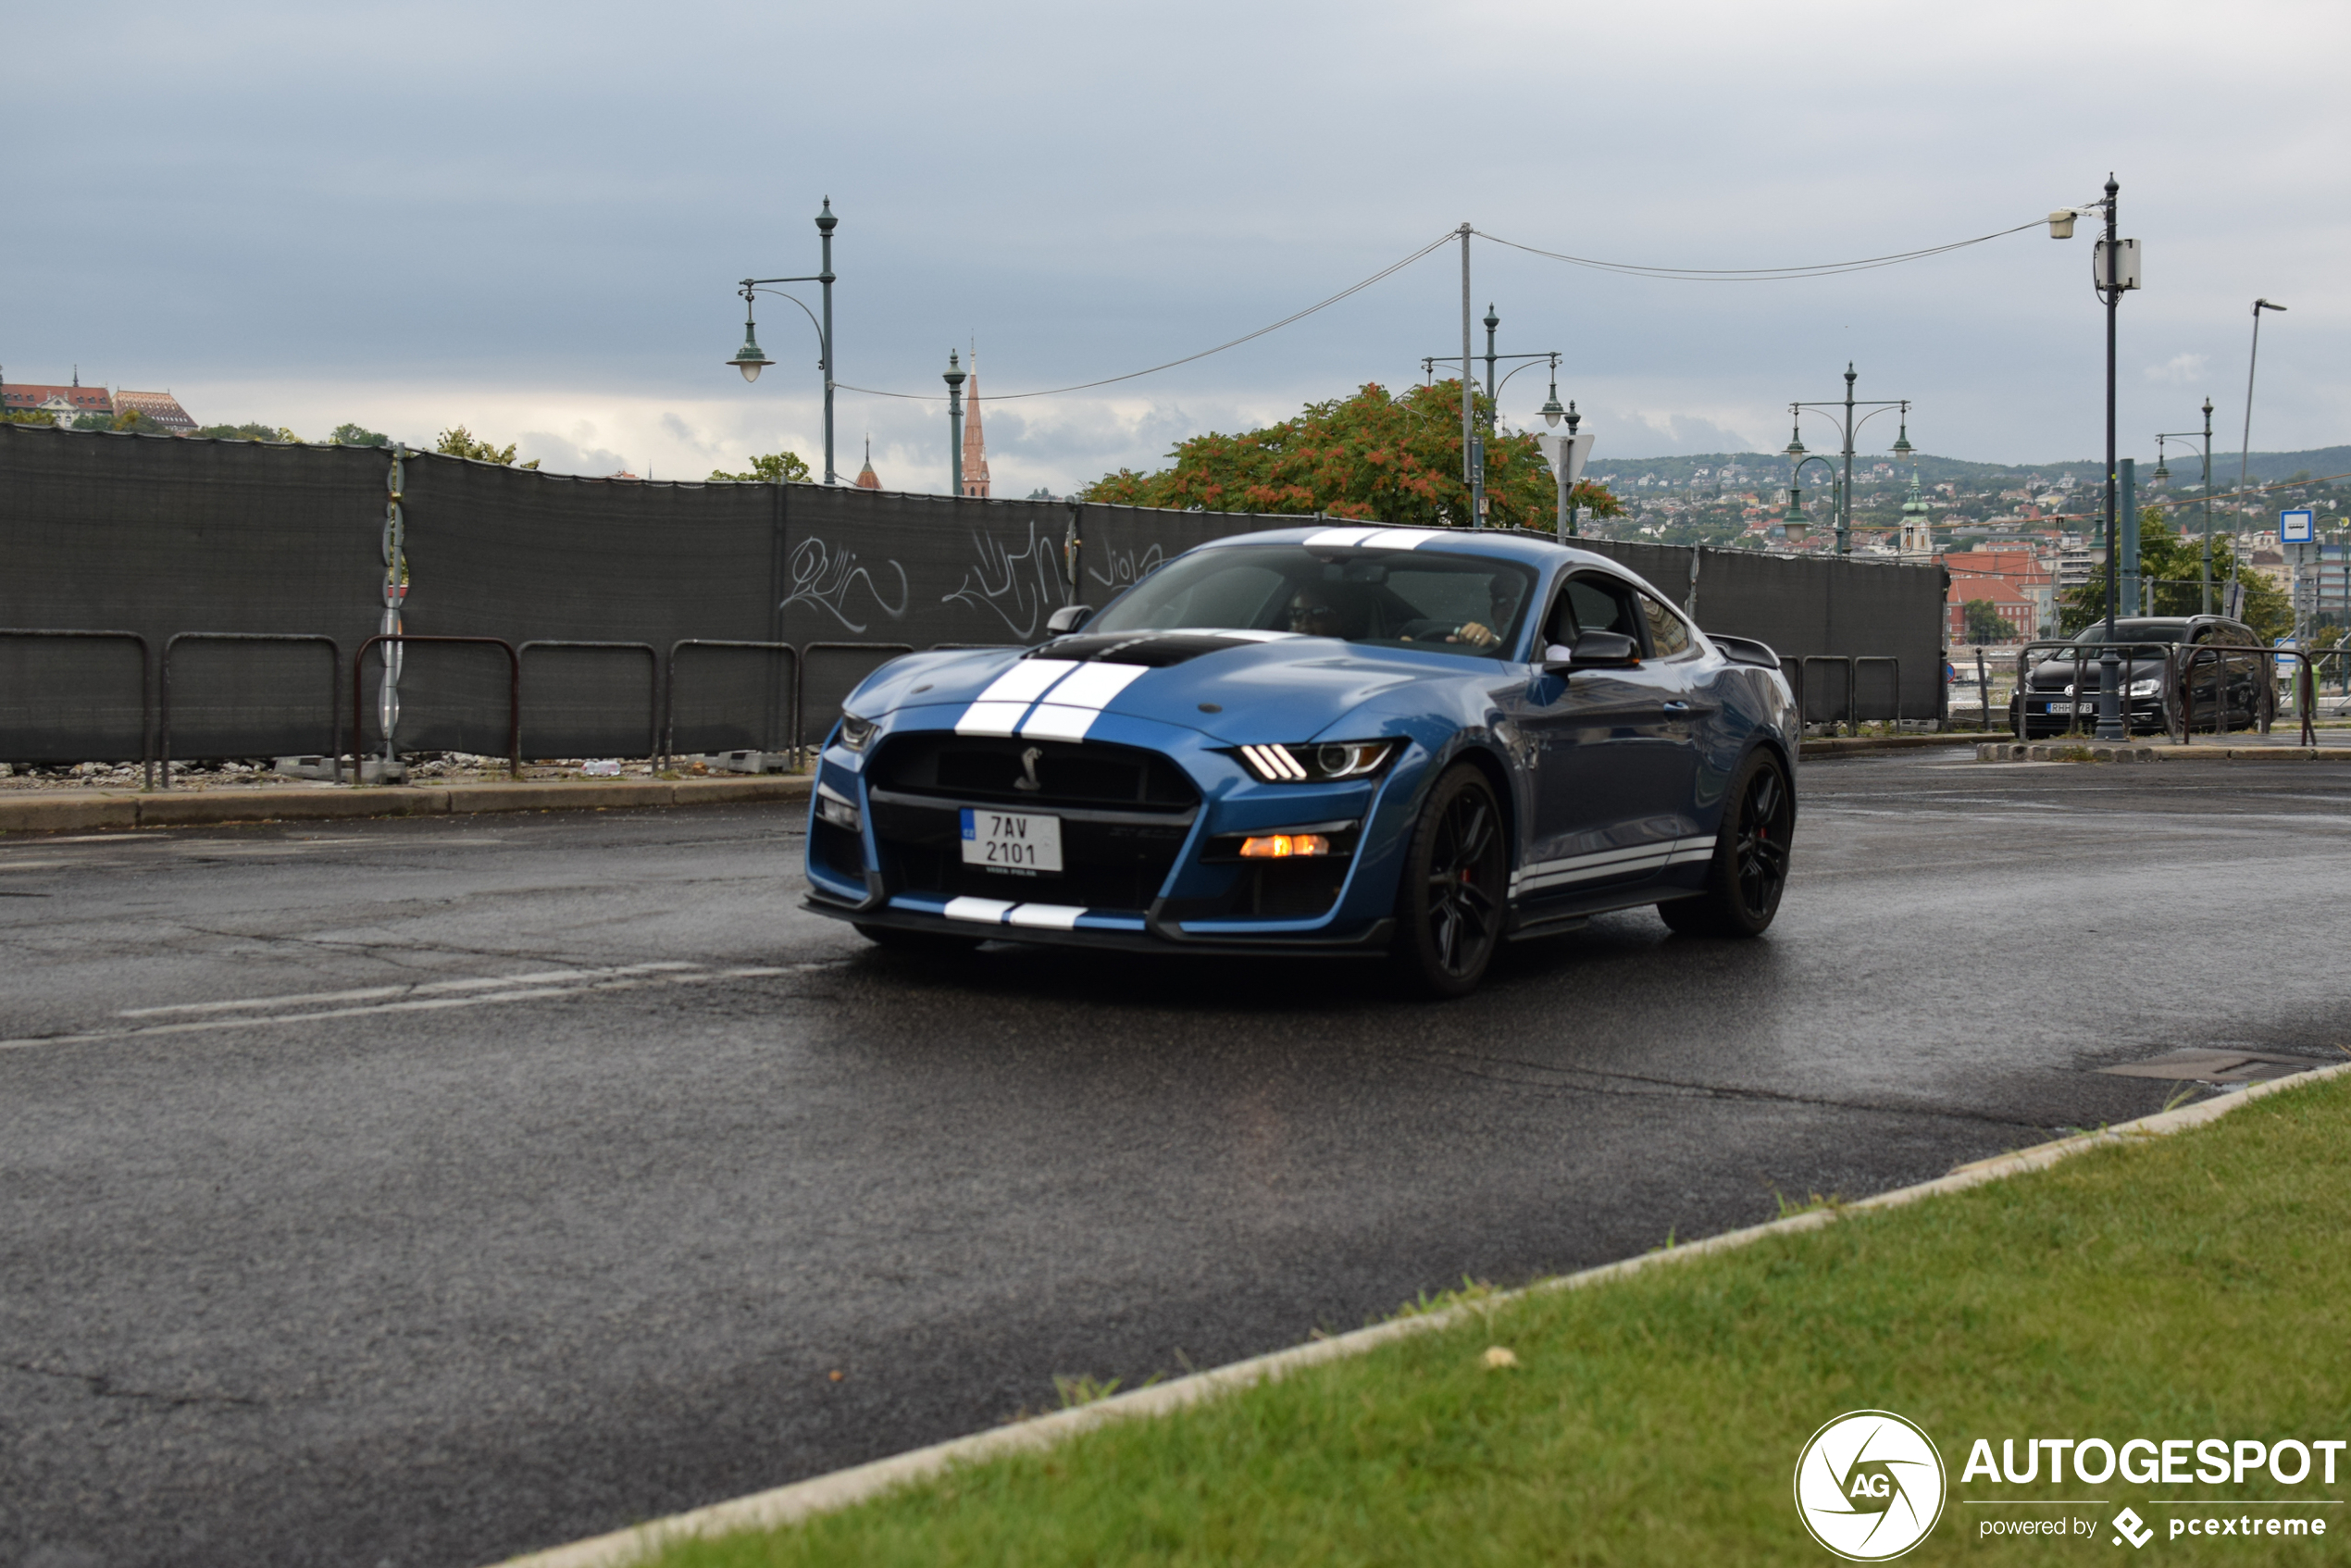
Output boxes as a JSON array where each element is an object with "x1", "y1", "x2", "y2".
[{"x1": 1503, "y1": 571, "x2": 1706, "y2": 904}]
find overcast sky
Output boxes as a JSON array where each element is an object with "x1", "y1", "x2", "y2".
[{"x1": 7, "y1": 1, "x2": 2345, "y2": 492}]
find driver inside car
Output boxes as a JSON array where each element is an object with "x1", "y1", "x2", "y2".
[{"x1": 1400, "y1": 577, "x2": 1524, "y2": 649}]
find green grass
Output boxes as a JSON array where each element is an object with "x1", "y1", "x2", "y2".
[{"x1": 645, "y1": 1076, "x2": 2351, "y2": 1566}]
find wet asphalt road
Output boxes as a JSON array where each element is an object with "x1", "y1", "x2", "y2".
[{"x1": 4, "y1": 749, "x2": 2349, "y2": 1568}]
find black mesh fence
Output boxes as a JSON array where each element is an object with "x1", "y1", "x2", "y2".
[
  {"x1": 1575, "y1": 538, "x2": 1946, "y2": 721},
  {"x1": 0, "y1": 424, "x2": 1951, "y2": 765},
  {"x1": 0, "y1": 424, "x2": 383, "y2": 764}
]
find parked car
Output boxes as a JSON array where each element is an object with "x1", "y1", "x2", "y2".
[
  {"x1": 801, "y1": 526, "x2": 1801, "y2": 996},
  {"x1": 2009, "y1": 616, "x2": 2270, "y2": 738}
]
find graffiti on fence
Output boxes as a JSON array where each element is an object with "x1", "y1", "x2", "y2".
[
  {"x1": 941, "y1": 521, "x2": 1066, "y2": 640},
  {"x1": 781, "y1": 538, "x2": 909, "y2": 634},
  {"x1": 1085, "y1": 541, "x2": 1165, "y2": 597}
]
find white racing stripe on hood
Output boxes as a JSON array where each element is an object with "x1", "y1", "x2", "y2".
[
  {"x1": 1019, "y1": 661, "x2": 1149, "y2": 741},
  {"x1": 955, "y1": 658, "x2": 1081, "y2": 736}
]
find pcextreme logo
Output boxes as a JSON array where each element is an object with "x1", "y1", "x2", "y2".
[{"x1": 1795, "y1": 1410, "x2": 1948, "y2": 1561}]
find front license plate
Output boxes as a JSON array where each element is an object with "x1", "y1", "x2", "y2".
[{"x1": 961, "y1": 808, "x2": 1063, "y2": 874}]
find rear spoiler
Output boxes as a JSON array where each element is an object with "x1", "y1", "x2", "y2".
[{"x1": 1710, "y1": 634, "x2": 1782, "y2": 671}]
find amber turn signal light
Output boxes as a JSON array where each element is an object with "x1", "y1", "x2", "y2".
[{"x1": 1238, "y1": 833, "x2": 1330, "y2": 858}]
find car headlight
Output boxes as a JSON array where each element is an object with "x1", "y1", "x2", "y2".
[
  {"x1": 836, "y1": 711, "x2": 877, "y2": 751},
  {"x1": 2126, "y1": 678, "x2": 2163, "y2": 697},
  {"x1": 1237, "y1": 740, "x2": 1397, "y2": 783}
]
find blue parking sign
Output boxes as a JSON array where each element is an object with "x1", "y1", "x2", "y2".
[{"x1": 2281, "y1": 508, "x2": 2315, "y2": 543}]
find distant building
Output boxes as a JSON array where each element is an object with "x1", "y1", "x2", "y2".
[
  {"x1": 113, "y1": 389, "x2": 196, "y2": 433},
  {"x1": 855, "y1": 436, "x2": 881, "y2": 491},
  {"x1": 1944, "y1": 546, "x2": 2057, "y2": 639},
  {"x1": 3, "y1": 374, "x2": 113, "y2": 420},
  {"x1": 961, "y1": 352, "x2": 990, "y2": 499}
]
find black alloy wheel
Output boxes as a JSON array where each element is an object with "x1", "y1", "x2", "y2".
[
  {"x1": 1395, "y1": 763, "x2": 1508, "y2": 997},
  {"x1": 1658, "y1": 749, "x2": 1794, "y2": 939}
]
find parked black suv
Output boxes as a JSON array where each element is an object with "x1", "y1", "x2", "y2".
[{"x1": 2010, "y1": 616, "x2": 2270, "y2": 738}]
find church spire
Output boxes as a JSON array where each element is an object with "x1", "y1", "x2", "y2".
[
  {"x1": 960, "y1": 338, "x2": 990, "y2": 498},
  {"x1": 855, "y1": 433, "x2": 880, "y2": 491}
]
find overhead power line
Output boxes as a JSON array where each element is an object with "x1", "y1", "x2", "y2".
[
  {"x1": 835, "y1": 229, "x2": 1460, "y2": 404},
  {"x1": 830, "y1": 214, "x2": 2049, "y2": 403},
  {"x1": 1471, "y1": 219, "x2": 2046, "y2": 281}
]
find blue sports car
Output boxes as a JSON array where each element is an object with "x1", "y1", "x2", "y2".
[{"x1": 802, "y1": 525, "x2": 1798, "y2": 994}]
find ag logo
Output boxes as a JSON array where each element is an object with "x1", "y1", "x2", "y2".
[{"x1": 1794, "y1": 1410, "x2": 1947, "y2": 1561}]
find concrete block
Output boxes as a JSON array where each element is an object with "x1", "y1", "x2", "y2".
[
  {"x1": 0, "y1": 793, "x2": 141, "y2": 833},
  {"x1": 139, "y1": 788, "x2": 450, "y2": 827},
  {"x1": 670, "y1": 777, "x2": 813, "y2": 806},
  {"x1": 444, "y1": 781, "x2": 673, "y2": 815}
]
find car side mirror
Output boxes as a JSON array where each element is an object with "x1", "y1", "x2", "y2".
[
  {"x1": 1543, "y1": 628, "x2": 1642, "y2": 674},
  {"x1": 1045, "y1": 604, "x2": 1094, "y2": 636}
]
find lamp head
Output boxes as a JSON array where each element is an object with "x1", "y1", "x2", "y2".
[
  {"x1": 2047, "y1": 209, "x2": 2078, "y2": 240},
  {"x1": 727, "y1": 321, "x2": 772, "y2": 383},
  {"x1": 1483, "y1": 304, "x2": 1499, "y2": 332},
  {"x1": 2255, "y1": 298, "x2": 2286, "y2": 314},
  {"x1": 1539, "y1": 367, "x2": 1563, "y2": 428},
  {"x1": 941, "y1": 348, "x2": 966, "y2": 390},
  {"x1": 1785, "y1": 421, "x2": 1806, "y2": 459}
]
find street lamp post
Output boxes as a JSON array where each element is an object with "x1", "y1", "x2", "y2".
[
  {"x1": 942, "y1": 351, "x2": 967, "y2": 496},
  {"x1": 2048, "y1": 177, "x2": 2137, "y2": 740},
  {"x1": 726, "y1": 197, "x2": 840, "y2": 485},
  {"x1": 1423, "y1": 306, "x2": 1562, "y2": 531},
  {"x1": 1785, "y1": 367, "x2": 1911, "y2": 555},
  {"x1": 2232, "y1": 298, "x2": 2288, "y2": 609},
  {"x1": 2153, "y1": 398, "x2": 2215, "y2": 614}
]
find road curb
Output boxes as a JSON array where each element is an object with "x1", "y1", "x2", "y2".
[
  {"x1": 1975, "y1": 740, "x2": 2351, "y2": 763},
  {"x1": 0, "y1": 776, "x2": 810, "y2": 834},
  {"x1": 1798, "y1": 734, "x2": 1984, "y2": 757},
  {"x1": 488, "y1": 1060, "x2": 2351, "y2": 1568}
]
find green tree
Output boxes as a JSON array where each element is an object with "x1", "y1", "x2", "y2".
[
  {"x1": 1962, "y1": 599, "x2": 2012, "y2": 644},
  {"x1": 330, "y1": 423, "x2": 389, "y2": 446},
  {"x1": 709, "y1": 451, "x2": 812, "y2": 483},
  {"x1": 193, "y1": 422, "x2": 304, "y2": 442},
  {"x1": 2058, "y1": 504, "x2": 2292, "y2": 639},
  {"x1": 434, "y1": 425, "x2": 539, "y2": 468},
  {"x1": 4, "y1": 409, "x2": 58, "y2": 427},
  {"x1": 1077, "y1": 380, "x2": 1622, "y2": 530}
]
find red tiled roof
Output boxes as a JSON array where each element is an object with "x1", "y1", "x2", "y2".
[{"x1": 3, "y1": 382, "x2": 114, "y2": 414}]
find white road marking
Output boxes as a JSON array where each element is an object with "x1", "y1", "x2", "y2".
[
  {"x1": 118, "y1": 963, "x2": 701, "y2": 1016},
  {"x1": 0, "y1": 963, "x2": 831, "y2": 1053}
]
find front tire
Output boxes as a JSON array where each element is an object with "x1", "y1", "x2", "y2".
[
  {"x1": 1393, "y1": 763, "x2": 1508, "y2": 998},
  {"x1": 1658, "y1": 749, "x2": 1793, "y2": 939}
]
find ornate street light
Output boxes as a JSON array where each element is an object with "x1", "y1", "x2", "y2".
[
  {"x1": 724, "y1": 197, "x2": 840, "y2": 484},
  {"x1": 942, "y1": 349, "x2": 968, "y2": 496}
]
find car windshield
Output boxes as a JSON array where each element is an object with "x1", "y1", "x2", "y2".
[
  {"x1": 1087, "y1": 543, "x2": 1539, "y2": 658},
  {"x1": 2069, "y1": 624, "x2": 2186, "y2": 648}
]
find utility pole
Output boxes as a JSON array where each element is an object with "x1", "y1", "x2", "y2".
[
  {"x1": 1459, "y1": 224, "x2": 1481, "y2": 528},
  {"x1": 2095, "y1": 177, "x2": 2124, "y2": 740}
]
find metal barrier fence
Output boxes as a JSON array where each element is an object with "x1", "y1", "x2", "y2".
[
  {"x1": 354, "y1": 635, "x2": 521, "y2": 780},
  {"x1": 2004, "y1": 640, "x2": 2336, "y2": 748},
  {"x1": 160, "y1": 632, "x2": 340, "y2": 788},
  {"x1": 517, "y1": 640, "x2": 659, "y2": 764},
  {"x1": 0, "y1": 626, "x2": 1943, "y2": 777},
  {"x1": 663, "y1": 640, "x2": 798, "y2": 769},
  {"x1": 1780, "y1": 654, "x2": 1904, "y2": 734}
]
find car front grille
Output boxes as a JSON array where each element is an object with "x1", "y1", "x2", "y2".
[
  {"x1": 871, "y1": 735, "x2": 1199, "y2": 812},
  {"x1": 866, "y1": 736, "x2": 1199, "y2": 912}
]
